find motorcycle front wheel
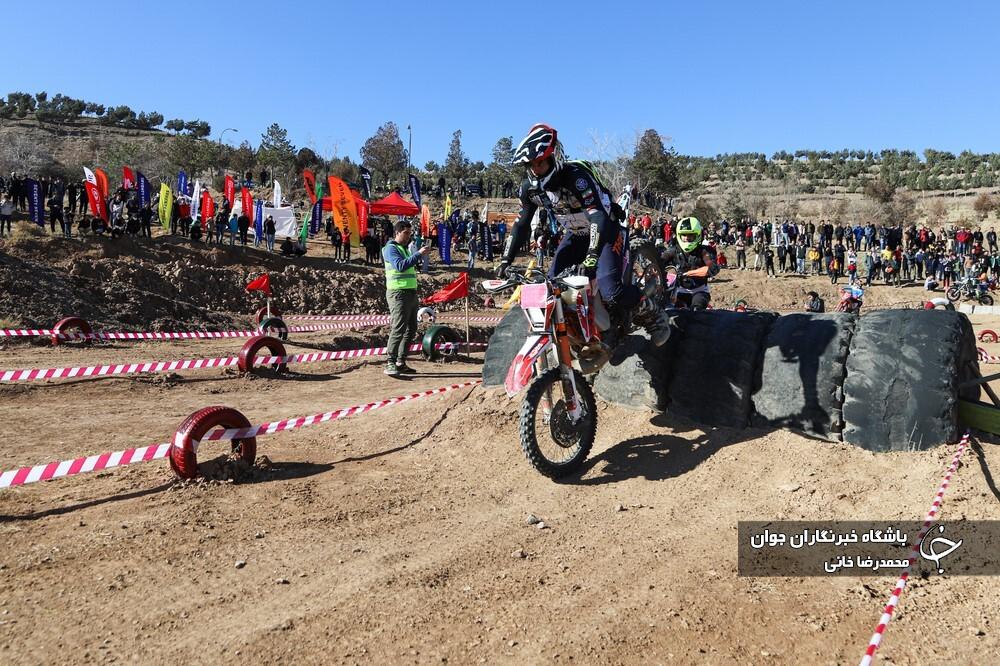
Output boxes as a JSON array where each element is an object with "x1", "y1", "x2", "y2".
[
  {"x1": 519, "y1": 367, "x2": 597, "y2": 479},
  {"x1": 945, "y1": 285, "x2": 962, "y2": 302},
  {"x1": 980, "y1": 293, "x2": 994, "y2": 306}
]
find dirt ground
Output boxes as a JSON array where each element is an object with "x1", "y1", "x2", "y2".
[{"x1": 1, "y1": 277, "x2": 1000, "y2": 665}]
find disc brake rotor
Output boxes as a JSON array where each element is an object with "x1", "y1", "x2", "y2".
[{"x1": 548, "y1": 400, "x2": 587, "y2": 449}]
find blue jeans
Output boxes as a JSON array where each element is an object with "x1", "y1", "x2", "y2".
[
  {"x1": 266, "y1": 233, "x2": 275, "y2": 251},
  {"x1": 549, "y1": 229, "x2": 637, "y2": 311}
]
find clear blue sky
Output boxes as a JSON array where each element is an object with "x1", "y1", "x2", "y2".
[{"x1": 6, "y1": 1, "x2": 1000, "y2": 165}]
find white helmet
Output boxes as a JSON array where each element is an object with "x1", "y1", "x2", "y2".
[{"x1": 417, "y1": 306, "x2": 436, "y2": 324}]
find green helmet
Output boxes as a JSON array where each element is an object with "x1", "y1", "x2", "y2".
[{"x1": 676, "y1": 217, "x2": 703, "y2": 253}]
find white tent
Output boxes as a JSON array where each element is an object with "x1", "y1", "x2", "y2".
[{"x1": 231, "y1": 201, "x2": 300, "y2": 239}]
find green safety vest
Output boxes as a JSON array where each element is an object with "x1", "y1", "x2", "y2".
[{"x1": 384, "y1": 241, "x2": 417, "y2": 291}]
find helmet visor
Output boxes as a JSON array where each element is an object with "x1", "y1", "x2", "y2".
[{"x1": 679, "y1": 232, "x2": 699, "y2": 244}]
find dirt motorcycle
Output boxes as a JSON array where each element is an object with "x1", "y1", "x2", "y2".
[
  {"x1": 946, "y1": 276, "x2": 995, "y2": 306},
  {"x1": 835, "y1": 285, "x2": 864, "y2": 314},
  {"x1": 481, "y1": 240, "x2": 669, "y2": 478}
]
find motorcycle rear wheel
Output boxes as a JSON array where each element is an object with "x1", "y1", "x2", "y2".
[{"x1": 519, "y1": 367, "x2": 597, "y2": 479}]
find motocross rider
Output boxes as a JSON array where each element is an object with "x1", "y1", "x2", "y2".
[
  {"x1": 660, "y1": 216, "x2": 718, "y2": 310},
  {"x1": 497, "y1": 123, "x2": 672, "y2": 346}
]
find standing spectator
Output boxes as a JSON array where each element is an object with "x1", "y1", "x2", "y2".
[
  {"x1": 735, "y1": 235, "x2": 747, "y2": 270},
  {"x1": 237, "y1": 212, "x2": 250, "y2": 245},
  {"x1": 48, "y1": 191, "x2": 64, "y2": 235},
  {"x1": 0, "y1": 194, "x2": 14, "y2": 237},
  {"x1": 139, "y1": 202, "x2": 154, "y2": 238},
  {"x1": 467, "y1": 228, "x2": 478, "y2": 270},
  {"x1": 264, "y1": 215, "x2": 276, "y2": 252},
  {"x1": 330, "y1": 224, "x2": 343, "y2": 259},
  {"x1": 228, "y1": 213, "x2": 239, "y2": 246},
  {"x1": 214, "y1": 209, "x2": 228, "y2": 245},
  {"x1": 382, "y1": 220, "x2": 431, "y2": 377},
  {"x1": 343, "y1": 228, "x2": 352, "y2": 261},
  {"x1": 764, "y1": 245, "x2": 776, "y2": 277},
  {"x1": 776, "y1": 242, "x2": 787, "y2": 272},
  {"x1": 796, "y1": 240, "x2": 806, "y2": 274}
]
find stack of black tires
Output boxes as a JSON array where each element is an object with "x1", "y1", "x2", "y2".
[{"x1": 483, "y1": 308, "x2": 980, "y2": 452}]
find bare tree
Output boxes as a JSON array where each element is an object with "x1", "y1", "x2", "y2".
[
  {"x1": 0, "y1": 134, "x2": 52, "y2": 174},
  {"x1": 581, "y1": 129, "x2": 633, "y2": 195}
]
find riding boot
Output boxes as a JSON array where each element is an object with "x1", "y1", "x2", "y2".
[{"x1": 632, "y1": 297, "x2": 672, "y2": 347}]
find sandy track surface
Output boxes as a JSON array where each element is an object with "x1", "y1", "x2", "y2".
[{"x1": 1, "y1": 282, "x2": 999, "y2": 664}]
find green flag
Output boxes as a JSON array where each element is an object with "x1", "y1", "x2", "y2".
[{"x1": 299, "y1": 212, "x2": 309, "y2": 244}]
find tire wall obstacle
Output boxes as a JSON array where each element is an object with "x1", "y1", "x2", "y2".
[
  {"x1": 51, "y1": 317, "x2": 93, "y2": 346},
  {"x1": 422, "y1": 325, "x2": 460, "y2": 361},
  {"x1": 483, "y1": 308, "x2": 981, "y2": 451},
  {"x1": 170, "y1": 406, "x2": 257, "y2": 479},
  {"x1": 238, "y1": 335, "x2": 288, "y2": 374},
  {"x1": 258, "y1": 316, "x2": 288, "y2": 341}
]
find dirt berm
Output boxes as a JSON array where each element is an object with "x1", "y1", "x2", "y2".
[{"x1": 483, "y1": 308, "x2": 981, "y2": 451}]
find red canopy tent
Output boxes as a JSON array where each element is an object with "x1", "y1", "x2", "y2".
[
  {"x1": 319, "y1": 191, "x2": 418, "y2": 216},
  {"x1": 370, "y1": 192, "x2": 419, "y2": 216}
]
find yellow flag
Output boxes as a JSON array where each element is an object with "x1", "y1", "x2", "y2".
[
  {"x1": 444, "y1": 193, "x2": 452, "y2": 220},
  {"x1": 328, "y1": 175, "x2": 360, "y2": 248},
  {"x1": 158, "y1": 183, "x2": 172, "y2": 230}
]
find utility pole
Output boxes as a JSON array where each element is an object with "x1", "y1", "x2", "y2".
[{"x1": 407, "y1": 124, "x2": 413, "y2": 172}]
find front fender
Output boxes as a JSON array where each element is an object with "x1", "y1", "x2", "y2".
[{"x1": 504, "y1": 334, "x2": 552, "y2": 397}]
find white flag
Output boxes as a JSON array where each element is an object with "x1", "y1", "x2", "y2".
[
  {"x1": 273, "y1": 180, "x2": 282, "y2": 208},
  {"x1": 190, "y1": 179, "x2": 202, "y2": 221}
]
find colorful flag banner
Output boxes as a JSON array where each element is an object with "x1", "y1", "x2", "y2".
[
  {"x1": 190, "y1": 179, "x2": 202, "y2": 224},
  {"x1": 224, "y1": 174, "x2": 235, "y2": 208},
  {"x1": 254, "y1": 200, "x2": 263, "y2": 241},
  {"x1": 303, "y1": 169, "x2": 317, "y2": 204},
  {"x1": 444, "y1": 193, "x2": 452, "y2": 220},
  {"x1": 328, "y1": 175, "x2": 360, "y2": 247},
  {"x1": 158, "y1": 183, "x2": 172, "y2": 230},
  {"x1": 408, "y1": 173, "x2": 422, "y2": 209},
  {"x1": 122, "y1": 167, "x2": 136, "y2": 190},
  {"x1": 137, "y1": 172, "x2": 151, "y2": 208},
  {"x1": 358, "y1": 200, "x2": 368, "y2": 238},
  {"x1": 359, "y1": 166, "x2": 372, "y2": 200},
  {"x1": 422, "y1": 272, "x2": 468, "y2": 305},
  {"x1": 24, "y1": 178, "x2": 44, "y2": 227},
  {"x1": 241, "y1": 188, "x2": 253, "y2": 226},
  {"x1": 298, "y1": 211, "x2": 309, "y2": 244},
  {"x1": 273, "y1": 180, "x2": 282, "y2": 208},
  {"x1": 177, "y1": 170, "x2": 188, "y2": 198},
  {"x1": 201, "y1": 190, "x2": 214, "y2": 228},
  {"x1": 438, "y1": 223, "x2": 452, "y2": 265},
  {"x1": 94, "y1": 168, "x2": 110, "y2": 199},
  {"x1": 310, "y1": 200, "x2": 322, "y2": 236},
  {"x1": 83, "y1": 167, "x2": 109, "y2": 222},
  {"x1": 420, "y1": 204, "x2": 430, "y2": 237},
  {"x1": 245, "y1": 273, "x2": 271, "y2": 297}
]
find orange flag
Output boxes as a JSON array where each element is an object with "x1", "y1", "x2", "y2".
[
  {"x1": 328, "y1": 175, "x2": 360, "y2": 248},
  {"x1": 94, "y1": 168, "x2": 110, "y2": 199}
]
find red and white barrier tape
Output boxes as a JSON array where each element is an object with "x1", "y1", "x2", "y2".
[
  {"x1": 0, "y1": 380, "x2": 481, "y2": 489},
  {"x1": 0, "y1": 322, "x2": 384, "y2": 341},
  {"x1": 0, "y1": 342, "x2": 487, "y2": 383},
  {"x1": 977, "y1": 348, "x2": 1000, "y2": 364},
  {"x1": 858, "y1": 431, "x2": 972, "y2": 666},
  {"x1": 284, "y1": 313, "x2": 503, "y2": 324}
]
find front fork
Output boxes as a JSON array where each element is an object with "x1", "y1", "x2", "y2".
[{"x1": 536, "y1": 301, "x2": 584, "y2": 422}]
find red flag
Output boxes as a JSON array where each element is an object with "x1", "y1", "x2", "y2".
[
  {"x1": 303, "y1": 169, "x2": 317, "y2": 205},
  {"x1": 83, "y1": 167, "x2": 108, "y2": 222},
  {"x1": 241, "y1": 187, "x2": 254, "y2": 225},
  {"x1": 224, "y1": 174, "x2": 235, "y2": 208},
  {"x1": 357, "y1": 199, "x2": 368, "y2": 238},
  {"x1": 122, "y1": 167, "x2": 136, "y2": 190},
  {"x1": 201, "y1": 190, "x2": 215, "y2": 227},
  {"x1": 245, "y1": 274, "x2": 272, "y2": 297},
  {"x1": 422, "y1": 272, "x2": 469, "y2": 305}
]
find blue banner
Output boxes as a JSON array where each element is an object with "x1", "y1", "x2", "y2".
[
  {"x1": 137, "y1": 172, "x2": 151, "y2": 207},
  {"x1": 25, "y1": 178, "x2": 44, "y2": 227},
  {"x1": 177, "y1": 170, "x2": 187, "y2": 198},
  {"x1": 254, "y1": 199, "x2": 264, "y2": 239},
  {"x1": 310, "y1": 200, "x2": 322, "y2": 236},
  {"x1": 438, "y1": 223, "x2": 452, "y2": 265},
  {"x1": 408, "y1": 173, "x2": 421, "y2": 209}
]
